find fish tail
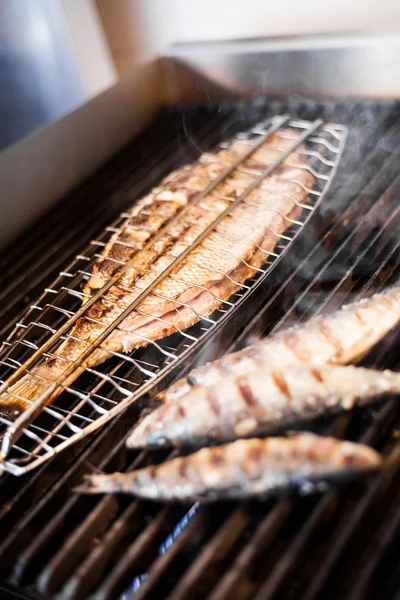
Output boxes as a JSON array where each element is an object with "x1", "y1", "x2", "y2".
[
  {"x1": 76, "y1": 473, "x2": 133, "y2": 495},
  {"x1": 0, "y1": 373, "x2": 46, "y2": 423}
]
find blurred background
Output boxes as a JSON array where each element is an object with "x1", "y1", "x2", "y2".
[
  {"x1": 2, "y1": 0, "x2": 400, "y2": 152},
  {"x1": 1, "y1": 0, "x2": 400, "y2": 248}
]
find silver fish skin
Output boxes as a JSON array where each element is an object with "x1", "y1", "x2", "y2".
[
  {"x1": 79, "y1": 433, "x2": 381, "y2": 501},
  {"x1": 127, "y1": 365, "x2": 400, "y2": 448},
  {"x1": 161, "y1": 286, "x2": 400, "y2": 403}
]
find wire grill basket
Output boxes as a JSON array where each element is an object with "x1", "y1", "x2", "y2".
[{"x1": 0, "y1": 115, "x2": 347, "y2": 475}]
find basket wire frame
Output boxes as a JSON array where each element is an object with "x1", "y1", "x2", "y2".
[{"x1": 0, "y1": 115, "x2": 347, "y2": 475}]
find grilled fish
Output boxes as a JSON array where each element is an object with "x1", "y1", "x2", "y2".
[
  {"x1": 160, "y1": 286, "x2": 400, "y2": 403},
  {"x1": 127, "y1": 364, "x2": 400, "y2": 447},
  {"x1": 0, "y1": 132, "x2": 313, "y2": 423},
  {"x1": 78, "y1": 433, "x2": 381, "y2": 501}
]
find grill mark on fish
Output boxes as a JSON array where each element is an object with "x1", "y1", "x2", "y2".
[
  {"x1": 271, "y1": 370, "x2": 291, "y2": 401},
  {"x1": 353, "y1": 310, "x2": 367, "y2": 326},
  {"x1": 206, "y1": 388, "x2": 222, "y2": 419},
  {"x1": 341, "y1": 453, "x2": 359, "y2": 468},
  {"x1": 318, "y1": 323, "x2": 343, "y2": 353},
  {"x1": 310, "y1": 367, "x2": 324, "y2": 383},
  {"x1": 380, "y1": 295, "x2": 395, "y2": 309},
  {"x1": 279, "y1": 330, "x2": 308, "y2": 362},
  {"x1": 236, "y1": 375, "x2": 259, "y2": 408},
  {"x1": 147, "y1": 464, "x2": 158, "y2": 481},
  {"x1": 176, "y1": 404, "x2": 185, "y2": 419},
  {"x1": 210, "y1": 448, "x2": 225, "y2": 467},
  {"x1": 178, "y1": 457, "x2": 190, "y2": 479},
  {"x1": 247, "y1": 444, "x2": 263, "y2": 464}
]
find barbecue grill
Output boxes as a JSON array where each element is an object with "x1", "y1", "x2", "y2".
[{"x1": 1, "y1": 35, "x2": 400, "y2": 600}]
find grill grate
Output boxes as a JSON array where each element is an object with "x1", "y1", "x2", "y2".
[
  {"x1": 0, "y1": 115, "x2": 345, "y2": 475},
  {"x1": 0, "y1": 99, "x2": 399, "y2": 600}
]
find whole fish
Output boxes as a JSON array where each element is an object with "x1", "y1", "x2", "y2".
[
  {"x1": 0, "y1": 132, "x2": 313, "y2": 423},
  {"x1": 161, "y1": 286, "x2": 400, "y2": 403},
  {"x1": 78, "y1": 433, "x2": 381, "y2": 501},
  {"x1": 127, "y1": 364, "x2": 400, "y2": 447}
]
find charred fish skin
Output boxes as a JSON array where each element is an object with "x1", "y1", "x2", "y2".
[
  {"x1": 0, "y1": 132, "x2": 313, "y2": 423},
  {"x1": 127, "y1": 365, "x2": 400, "y2": 448},
  {"x1": 79, "y1": 433, "x2": 381, "y2": 502},
  {"x1": 161, "y1": 285, "x2": 400, "y2": 403}
]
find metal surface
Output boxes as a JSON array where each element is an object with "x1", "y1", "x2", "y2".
[
  {"x1": 0, "y1": 0, "x2": 84, "y2": 152},
  {"x1": 0, "y1": 99, "x2": 399, "y2": 600},
  {"x1": 0, "y1": 116, "x2": 345, "y2": 475},
  {"x1": 0, "y1": 58, "x2": 163, "y2": 250},
  {"x1": 167, "y1": 34, "x2": 400, "y2": 102},
  {"x1": 2, "y1": 32, "x2": 400, "y2": 251}
]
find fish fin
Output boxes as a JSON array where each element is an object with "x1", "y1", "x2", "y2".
[{"x1": 0, "y1": 373, "x2": 42, "y2": 423}]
